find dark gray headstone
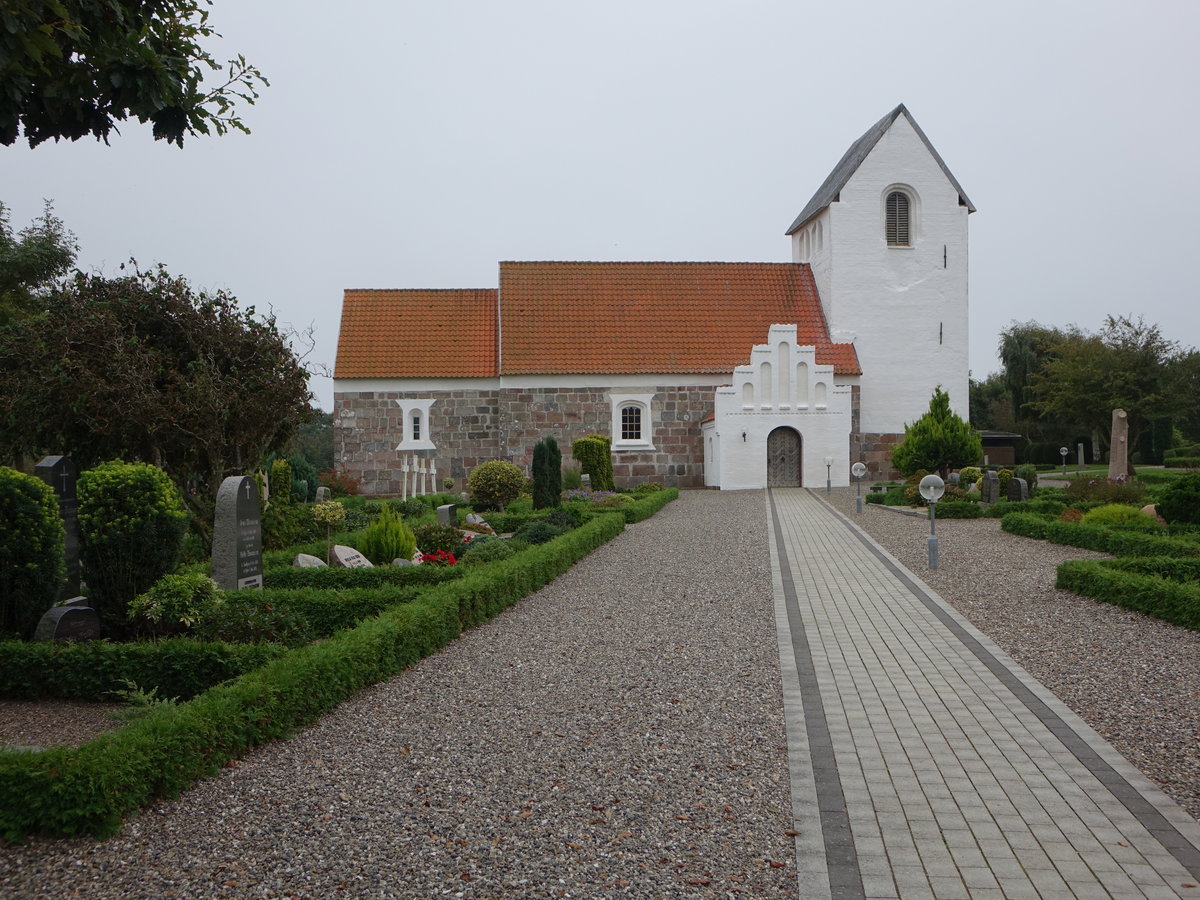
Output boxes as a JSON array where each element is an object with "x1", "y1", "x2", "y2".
[
  {"x1": 34, "y1": 455, "x2": 80, "y2": 601},
  {"x1": 1007, "y1": 477, "x2": 1029, "y2": 502},
  {"x1": 293, "y1": 553, "x2": 327, "y2": 568},
  {"x1": 315, "y1": 486, "x2": 330, "y2": 503},
  {"x1": 212, "y1": 476, "x2": 263, "y2": 590},
  {"x1": 331, "y1": 545, "x2": 373, "y2": 568},
  {"x1": 34, "y1": 605, "x2": 100, "y2": 642},
  {"x1": 436, "y1": 503, "x2": 457, "y2": 526},
  {"x1": 982, "y1": 471, "x2": 1000, "y2": 504}
]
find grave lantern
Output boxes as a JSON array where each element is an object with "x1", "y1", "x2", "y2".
[
  {"x1": 919, "y1": 473, "x2": 945, "y2": 570},
  {"x1": 1059, "y1": 446, "x2": 1069, "y2": 477},
  {"x1": 852, "y1": 462, "x2": 867, "y2": 514}
]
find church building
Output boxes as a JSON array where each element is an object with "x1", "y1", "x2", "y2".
[{"x1": 332, "y1": 104, "x2": 974, "y2": 494}]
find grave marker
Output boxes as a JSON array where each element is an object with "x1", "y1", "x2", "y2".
[
  {"x1": 212, "y1": 476, "x2": 263, "y2": 590},
  {"x1": 331, "y1": 545, "x2": 373, "y2": 568},
  {"x1": 34, "y1": 455, "x2": 80, "y2": 601},
  {"x1": 1007, "y1": 477, "x2": 1028, "y2": 502},
  {"x1": 437, "y1": 503, "x2": 457, "y2": 526},
  {"x1": 981, "y1": 471, "x2": 1000, "y2": 504},
  {"x1": 34, "y1": 601, "x2": 100, "y2": 642}
]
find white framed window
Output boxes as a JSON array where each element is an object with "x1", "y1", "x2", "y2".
[
  {"x1": 394, "y1": 398, "x2": 436, "y2": 450},
  {"x1": 609, "y1": 392, "x2": 656, "y2": 450}
]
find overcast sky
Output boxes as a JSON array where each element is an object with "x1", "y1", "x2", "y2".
[{"x1": 5, "y1": 0, "x2": 1198, "y2": 411}]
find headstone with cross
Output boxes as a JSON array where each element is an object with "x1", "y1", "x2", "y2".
[
  {"x1": 34, "y1": 455, "x2": 80, "y2": 601},
  {"x1": 212, "y1": 476, "x2": 264, "y2": 590}
]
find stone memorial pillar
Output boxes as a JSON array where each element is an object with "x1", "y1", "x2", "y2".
[
  {"x1": 212, "y1": 476, "x2": 264, "y2": 590},
  {"x1": 1108, "y1": 408, "x2": 1130, "y2": 481},
  {"x1": 400, "y1": 457, "x2": 411, "y2": 501},
  {"x1": 315, "y1": 485, "x2": 330, "y2": 503},
  {"x1": 34, "y1": 455, "x2": 80, "y2": 600},
  {"x1": 1077, "y1": 442, "x2": 1085, "y2": 468}
]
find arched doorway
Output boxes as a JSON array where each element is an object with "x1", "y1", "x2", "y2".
[{"x1": 767, "y1": 427, "x2": 802, "y2": 487}]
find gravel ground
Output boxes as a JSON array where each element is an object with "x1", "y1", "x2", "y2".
[
  {"x1": 0, "y1": 490, "x2": 798, "y2": 899},
  {"x1": 0, "y1": 700, "x2": 123, "y2": 750},
  {"x1": 823, "y1": 487, "x2": 1200, "y2": 824}
]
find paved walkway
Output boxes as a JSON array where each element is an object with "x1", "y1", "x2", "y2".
[{"x1": 768, "y1": 488, "x2": 1200, "y2": 900}]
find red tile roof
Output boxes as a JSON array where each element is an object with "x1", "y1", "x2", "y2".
[
  {"x1": 334, "y1": 289, "x2": 498, "y2": 378},
  {"x1": 334, "y1": 263, "x2": 860, "y2": 379},
  {"x1": 500, "y1": 262, "x2": 858, "y2": 375}
]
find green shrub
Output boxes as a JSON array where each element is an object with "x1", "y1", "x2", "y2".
[
  {"x1": 269, "y1": 458, "x2": 293, "y2": 506},
  {"x1": 129, "y1": 573, "x2": 221, "y2": 630},
  {"x1": 634, "y1": 482, "x2": 664, "y2": 494},
  {"x1": 1080, "y1": 504, "x2": 1161, "y2": 529},
  {"x1": 562, "y1": 466, "x2": 583, "y2": 491},
  {"x1": 883, "y1": 486, "x2": 909, "y2": 505},
  {"x1": 1156, "y1": 473, "x2": 1200, "y2": 525},
  {"x1": 572, "y1": 434, "x2": 614, "y2": 491},
  {"x1": 512, "y1": 520, "x2": 565, "y2": 545},
  {"x1": 531, "y1": 436, "x2": 562, "y2": 509},
  {"x1": 540, "y1": 507, "x2": 582, "y2": 530},
  {"x1": 412, "y1": 522, "x2": 464, "y2": 556},
  {"x1": 890, "y1": 386, "x2": 982, "y2": 477},
  {"x1": 459, "y1": 536, "x2": 516, "y2": 565},
  {"x1": 957, "y1": 466, "x2": 982, "y2": 487},
  {"x1": 288, "y1": 454, "x2": 318, "y2": 503},
  {"x1": 933, "y1": 501, "x2": 983, "y2": 519},
  {"x1": 467, "y1": 460, "x2": 526, "y2": 511},
  {"x1": 1014, "y1": 464, "x2": 1038, "y2": 496},
  {"x1": 1064, "y1": 476, "x2": 1148, "y2": 506},
  {"x1": 263, "y1": 564, "x2": 459, "y2": 590},
  {"x1": 1002, "y1": 511, "x2": 1200, "y2": 558},
  {"x1": 77, "y1": 461, "x2": 189, "y2": 635},
  {"x1": 1105, "y1": 557, "x2": 1200, "y2": 582},
  {"x1": 192, "y1": 594, "x2": 313, "y2": 647},
  {"x1": 997, "y1": 468, "x2": 1014, "y2": 497},
  {"x1": 262, "y1": 500, "x2": 323, "y2": 551},
  {"x1": 356, "y1": 504, "x2": 417, "y2": 564},
  {"x1": 865, "y1": 493, "x2": 884, "y2": 505},
  {"x1": 982, "y1": 499, "x2": 1067, "y2": 518},
  {"x1": 0, "y1": 468, "x2": 65, "y2": 639},
  {"x1": 999, "y1": 512, "x2": 1050, "y2": 540},
  {"x1": 233, "y1": 585, "x2": 416, "y2": 637}
]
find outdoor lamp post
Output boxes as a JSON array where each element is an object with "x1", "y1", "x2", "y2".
[
  {"x1": 1060, "y1": 446, "x2": 1068, "y2": 477},
  {"x1": 824, "y1": 456, "x2": 833, "y2": 495},
  {"x1": 852, "y1": 461, "x2": 867, "y2": 514},
  {"x1": 919, "y1": 474, "x2": 946, "y2": 570}
]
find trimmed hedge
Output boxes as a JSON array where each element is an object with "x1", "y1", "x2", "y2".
[
  {"x1": 621, "y1": 487, "x2": 678, "y2": 522},
  {"x1": 0, "y1": 639, "x2": 285, "y2": 702},
  {"x1": 1000, "y1": 513, "x2": 1200, "y2": 558},
  {"x1": 982, "y1": 499, "x2": 1067, "y2": 518},
  {"x1": 932, "y1": 501, "x2": 983, "y2": 519},
  {"x1": 1165, "y1": 457, "x2": 1200, "y2": 469},
  {"x1": 1103, "y1": 557, "x2": 1200, "y2": 582},
  {"x1": 263, "y1": 564, "x2": 461, "y2": 591},
  {"x1": 0, "y1": 505, "x2": 640, "y2": 841},
  {"x1": 1055, "y1": 561, "x2": 1200, "y2": 630}
]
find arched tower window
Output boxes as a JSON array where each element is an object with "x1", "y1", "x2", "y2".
[
  {"x1": 620, "y1": 404, "x2": 642, "y2": 441},
  {"x1": 886, "y1": 191, "x2": 911, "y2": 246}
]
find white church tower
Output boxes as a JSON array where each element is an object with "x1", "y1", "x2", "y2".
[{"x1": 787, "y1": 104, "x2": 974, "y2": 438}]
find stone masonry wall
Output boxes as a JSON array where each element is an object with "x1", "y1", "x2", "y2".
[{"x1": 334, "y1": 385, "x2": 717, "y2": 495}]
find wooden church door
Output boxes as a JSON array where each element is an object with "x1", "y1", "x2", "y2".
[{"x1": 767, "y1": 427, "x2": 802, "y2": 487}]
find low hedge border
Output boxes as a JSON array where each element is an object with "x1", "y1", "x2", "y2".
[
  {"x1": 982, "y1": 499, "x2": 1067, "y2": 518},
  {"x1": 0, "y1": 639, "x2": 285, "y2": 702},
  {"x1": 1000, "y1": 513, "x2": 1200, "y2": 558},
  {"x1": 1102, "y1": 557, "x2": 1200, "y2": 582},
  {"x1": 621, "y1": 487, "x2": 679, "y2": 523},
  {"x1": 262, "y1": 564, "x2": 461, "y2": 590},
  {"x1": 0, "y1": 505, "x2": 641, "y2": 841},
  {"x1": 1055, "y1": 560, "x2": 1200, "y2": 630},
  {"x1": 932, "y1": 501, "x2": 983, "y2": 519}
]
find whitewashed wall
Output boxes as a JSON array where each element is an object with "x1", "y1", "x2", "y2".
[
  {"x1": 706, "y1": 325, "x2": 852, "y2": 490},
  {"x1": 791, "y1": 114, "x2": 970, "y2": 434}
]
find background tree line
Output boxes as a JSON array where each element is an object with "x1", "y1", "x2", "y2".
[{"x1": 970, "y1": 317, "x2": 1200, "y2": 464}]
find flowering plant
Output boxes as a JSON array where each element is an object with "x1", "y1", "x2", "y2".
[
  {"x1": 311, "y1": 500, "x2": 346, "y2": 563},
  {"x1": 420, "y1": 549, "x2": 457, "y2": 566}
]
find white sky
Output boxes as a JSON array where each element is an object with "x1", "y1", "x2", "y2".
[{"x1": 5, "y1": 0, "x2": 1198, "y2": 411}]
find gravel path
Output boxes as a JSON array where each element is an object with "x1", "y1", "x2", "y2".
[
  {"x1": 0, "y1": 490, "x2": 797, "y2": 898},
  {"x1": 823, "y1": 488, "x2": 1200, "y2": 825}
]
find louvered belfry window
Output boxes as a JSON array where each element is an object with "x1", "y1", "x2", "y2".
[{"x1": 886, "y1": 191, "x2": 910, "y2": 246}]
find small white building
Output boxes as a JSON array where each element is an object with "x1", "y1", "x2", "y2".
[{"x1": 332, "y1": 104, "x2": 975, "y2": 493}]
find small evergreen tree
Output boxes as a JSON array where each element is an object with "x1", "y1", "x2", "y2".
[
  {"x1": 890, "y1": 386, "x2": 983, "y2": 479},
  {"x1": 572, "y1": 434, "x2": 614, "y2": 491},
  {"x1": 0, "y1": 467, "x2": 65, "y2": 638},
  {"x1": 532, "y1": 436, "x2": 562, "y2": 509}
]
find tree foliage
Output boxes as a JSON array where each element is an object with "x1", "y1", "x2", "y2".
[
  {"x1": 1028, "y1": 316, "x2": 1190, "y2": 454},
  {"x1": 891, "y1": 386, "x2": 982, "y2": 478},
  {"x1": 0, "y1": 201, "x2": 77, "y2": 323},
  {"x1": 997, "y1": 321, "x2": 1076, "y2": 420},
  {"x1": 1, "y1": 0, "x2": 267, "y2": 147},
  {"x1": 0, "y1": 265, "x2": 312, "y2": 531}
]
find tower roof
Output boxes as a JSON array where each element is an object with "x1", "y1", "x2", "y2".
[{"x1": 786, "y1": 104, "x2": 976, "y2": 235}]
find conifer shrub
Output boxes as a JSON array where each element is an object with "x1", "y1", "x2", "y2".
[
  {"x1": 467, "y1": 460, "x2": 526, "y2": 511},
  {"x1": 459, "y1": 536, "x2": 516, "y2": 565},
  {"x1": 1080, "y1": 503, "x2": 1161, "y2": 529},
  {"x1": 512, "y1": 520, "x2": 565, "y2": 545},
  {"x1": 572, "y1": 434, "x2": 614, "y2": 491},
  {"x1": 77, "y1": 461, "x2": 188, "y2": 635},
  {"x1": 356, "y1": 503, "x2": 417, "y2": 564},
  {"x1": 890, "y1": 386, "x2": 982, "y2": 477},
  {"x1": 269, "y1": 457, "x2": 293, "y2": 505},
  {"x1": 532, "y1": 436, "x2": 563, "y2": 509},
  {"x1": 288, "y1": 454, "x2": 318, "y2": 503},
  {"x1": 0, "y1": 467, "x2": 65, "y2": 639},
  {"x1": 1156, "y1": 473, "x2": 1200, "y2": 526}
]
